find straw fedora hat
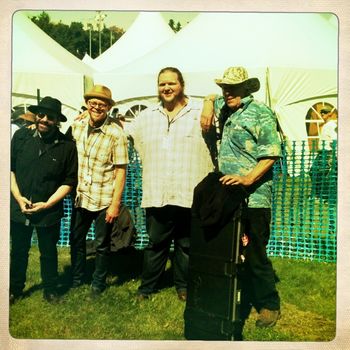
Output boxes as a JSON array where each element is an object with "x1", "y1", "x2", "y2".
[
  {"x1": 84, "y1": 85, "x2": 115, "y2": 106},
  {"x1": 215, "y1": 66, "x2": 260, "y2": 93}
]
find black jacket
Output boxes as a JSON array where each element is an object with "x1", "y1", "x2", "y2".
[
  {"x1": 11, "y1": 127, "x2": 78, "y2": 226},
  {"x1": 192, "y1": 172, "x2": 248, "y2": 231}
]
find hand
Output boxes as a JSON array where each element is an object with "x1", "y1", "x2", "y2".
[
  {"x1": 219, "y1": 174, "x2": 253, "y2": 187},
  {"x1": 24, "y1": 202, "x2": 48, "y2": 214},
  {"x1": 200, "y1": 114, "x2": 214, "y2": 132},
  {"x1": 18, "y1": 196, "x2": 33, "y2": 213},
  {"x1": 105, "y1": 203, "x2": 120, "y2": 224},
  {"x1": 74, "y1": 110, "x2": 89, "y2": 121},
  {"x1": 201, "y1": 97, "x2": 215, "y2": 132}
]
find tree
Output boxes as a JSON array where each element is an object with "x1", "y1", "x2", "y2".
[
  {"x1": 168, "y1": 19, "x2": 182, "y2": 33},
  {"x1": 31, "y1": 12, "x2": 53, "y2": 33},
  {"x1": 175, "y1": 21, "x2": 182, "y2": 32},
  {"x1": 30, "y1": 12, "x2": 125, "y2": 59},
  {"x1": 168, "y1": 19, "x2": 175, "y2": 32}
]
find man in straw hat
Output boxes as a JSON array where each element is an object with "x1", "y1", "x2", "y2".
[
  {"x1": 69, "y1": 85, "x2": 128, "y2": 297},
  {"x1": 201, "y1": 67, "x2": 282, "y2": 328},
  {"x1": 11, "y1": 109, "x2": 36, "y2": 138},
  {"x1": 10, "y1": 96, "x2": 78, "y2": 304}
]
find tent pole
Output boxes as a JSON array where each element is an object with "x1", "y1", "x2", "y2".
[{"x1": 265, "y1": 67, "x2": 272, "y2": 108}]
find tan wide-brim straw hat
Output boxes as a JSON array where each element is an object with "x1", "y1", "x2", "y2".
[
  {"x1": 20, "y1": 112, "x2": 36, "y2": 123},
  {"x1": 84, "y1": 85, "x2": 115, "y2": 106},
  {"x1": 215, "y1": 66, "x2": 260, "y2": 93}
]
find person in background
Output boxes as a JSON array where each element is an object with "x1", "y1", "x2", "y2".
[
  {"x1": 69, "y1": 85, "x2": 128, "y2": 297},
  {"x1": 11, "y1": 109, "x2": 36, "y2": 138},
  {"x1": 128, "y1": 67, "x2": 214, "y2": 302},
  {"x1": 201, "y1": 66, "x2": 282, "y2": 328},
  {"x1": 10, "y1": 96, "x2": 78, "y2": 304},
  {"x1": 310, "y1": 106, "x2": 338, "y2": 202}
]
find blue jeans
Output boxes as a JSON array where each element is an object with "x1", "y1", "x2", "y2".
[
  {"x1": 70, "y1": 207, "x2": 112, "y2": 291},
  {"x1": 10, "y1": 221, "x2": 60, "y2": 296},
  {"x1": 138, "y1": 205, "x2": 191, "y2": 295}
]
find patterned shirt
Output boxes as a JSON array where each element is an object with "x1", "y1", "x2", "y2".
[
  {"x1": 128, "y1": 98, "x2": 214, "y2": 208},
  {"x1": 214, "y1": 96, "x2": 281, "y2": 208},
  {"x1": 71, "y1": 116, "x2": 129, "y2": 211}
]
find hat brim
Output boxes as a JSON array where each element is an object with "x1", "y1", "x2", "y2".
[
  {"x1": 28, "y1": 105, "x2": 67, "y2": 122},
  {"x1": 215, "y1": 77, "x2": 260, "y2": 94},
  {"x1": 20, "y1": 112, "x2": 36, "y2": 123},
  {"x1": 84, "y1": 93, "x2": 115, "y2": 106}
]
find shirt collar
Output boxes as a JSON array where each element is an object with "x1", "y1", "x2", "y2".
[
  {"x1": 33, "y1": 128, "x2": 61, "y2": 143},
  {"x1": 152, "y1": 97, "x2": 198, "y2": 113},
  {"x1": 85, "y1": 115, "x2": 111, "y2": 134},
  {"x1": 240, "y1": 95, "x2": 254, "y2": 108}
]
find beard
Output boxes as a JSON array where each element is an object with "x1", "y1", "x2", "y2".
[{"x1": 35, "y1": 119, "x2": 57, "y2": 138}]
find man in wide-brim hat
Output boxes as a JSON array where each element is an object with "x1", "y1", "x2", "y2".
[
  {"x1": 69, "y1": 85, "x2": 129, "y2": 298},
  {"x1": 11, "y1": 109, "x2": 36, "y2": 138},
  {"x1": 200, "y1": 66, "x2": 282, "y2": 329},
  {"x1": 10, "y1": 96, "x2": 78, "y2": 304}
]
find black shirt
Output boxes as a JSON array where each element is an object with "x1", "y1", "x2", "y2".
[{"x1": 11, "y1": 127, "x2": 78, "y2": 227}]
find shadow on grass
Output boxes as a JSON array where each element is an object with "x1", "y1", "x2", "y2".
[{"x1": 23, "y1": 246, "x2": 177, "y2": 297}]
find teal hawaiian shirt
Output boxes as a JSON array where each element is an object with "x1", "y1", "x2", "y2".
[{"x1": 214, "y1": 95, "x2": 281, "y2": 208}]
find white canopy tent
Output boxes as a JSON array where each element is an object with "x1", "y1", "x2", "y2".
[
  {"x1": 85, "y1": 12, "x2": 175, "y2": 72},
  {"x1": 95, "y1": 12, "x2": 337, "y2": 143},
  {"x1": 12, "y1": 12, "x2": 95, "y2": 131}
]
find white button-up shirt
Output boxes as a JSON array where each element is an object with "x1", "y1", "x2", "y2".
[{"x1": 128, "y1": 98, "x2": 214, "y2": 208}]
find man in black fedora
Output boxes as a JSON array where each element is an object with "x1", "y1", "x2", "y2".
[
  {"x1": 10, "y1": 96, "x2": 78, "y2": 304},
  {"x1": 200, "y1": 67, "x2": 282, "y2": 328}
]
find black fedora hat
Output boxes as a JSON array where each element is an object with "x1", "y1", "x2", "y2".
[{"x1": 28, "y1": 96, "x2": 67, "y2": 122}]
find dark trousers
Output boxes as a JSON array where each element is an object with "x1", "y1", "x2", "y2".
[
  {"x1": 70, "y1": 207, "x2": 112, "y2": 291},
  {"x1": 138, "y1": 205, "x2": 191, "y2": 295},
  {"x1": 10, "y1": 220, "x2": 60, "y2": 296},
  {"x1": 240, "y1": 208, "x2": 280, "y2": 315}
]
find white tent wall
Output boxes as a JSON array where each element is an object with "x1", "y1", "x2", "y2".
[
  {"x1": 12, "y1": 12, "x2": 95, "y2": 132},
  {"x1": 96, "y1": 12, "x2": 337, "y2": 143},
  {"x1": 12, "y1": 72, "x2": 92, "y2": 130},
  {"x1": 269, "y1": 68, "x2": 338, "y2": 141},
  {"x1": 86, "y1": 12, "x2": 175, "y2": 72},
  {"x1": 82, "y1": 53, "x2": 95, "y2": 66}
]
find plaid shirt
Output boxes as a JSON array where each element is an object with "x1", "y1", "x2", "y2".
[
  {"x1": 129, "y1": 98, "x2": 214, "y2": 208},
  {"x1": 71, "y1": 116, "x2": 129, "y2": 211}
]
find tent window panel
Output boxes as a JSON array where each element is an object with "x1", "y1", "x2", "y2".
[{"x1": 305, "y1": 101, "x2": 336, "y2": 152}]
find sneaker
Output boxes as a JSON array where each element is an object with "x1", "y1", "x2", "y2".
[
  {"x1": 256, "y1": 308, "x2": 281, "y2": 328},
  {"x1": 90, "y1": 285, "x2": 104, "y2": 299},
  {"x1": 177, "y1": 290, "x2": 187, "y2": 302},
  {"x1": 43, "y1": 291, "x2": 61, "y2": 304},
  {"x1": 136, "y1": 293, "x2": 150, "y2": 301},
  {"x1": 71, "y1": 280, "x2": 84, "y2": 289},
  {"x1": 10, "y1": 293, "x2": 23, "y2": 305}
]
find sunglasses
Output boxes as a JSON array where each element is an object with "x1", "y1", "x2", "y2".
[
  {"x1": 36, "y1": 113, "x2": 57, "y2": 121},
  {"x1": 320, "y1": 109, "x2": 331, "y2": 115}
]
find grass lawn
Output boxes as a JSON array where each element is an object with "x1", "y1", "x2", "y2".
[{"x1": 9, "y1": 246, "x2": 336, "y2": 341}]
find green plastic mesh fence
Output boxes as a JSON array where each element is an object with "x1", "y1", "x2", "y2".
[
  {"x1": 269, "y1": 140, "x2": 337, "y2": 262},
  {"x1": 54, "y1": 140, "x2": 337, "y2": 263}
]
